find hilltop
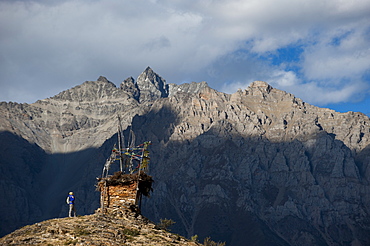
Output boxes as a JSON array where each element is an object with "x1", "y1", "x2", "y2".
[{"x1": 0, "y1": 211, "x2": 202, "y2": 245}]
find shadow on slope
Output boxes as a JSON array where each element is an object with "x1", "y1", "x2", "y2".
[
  {"x1": 0, "y1": 131, "x2": 47, "y2": 236},
  {"x1": 0, "y1": 104, "x2": 180, "y2": 237},
  {"x1": 0, "y1": 131, "x2": 117, "y2": 236},
  {"x1": 129, "y1": 109, "x2": 370, "y2": 246},
  {"x1": 2, "y1": 102, "x2": 370, "y2": 246}
]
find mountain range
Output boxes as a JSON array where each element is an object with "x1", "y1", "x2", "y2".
[{"x1": 1, "y1": 67, "x2": 370, "y2": 245}]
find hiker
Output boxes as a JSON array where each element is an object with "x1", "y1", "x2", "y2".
[{"x1": 66, "y1": 191, "x2": 76, "y2": 217}]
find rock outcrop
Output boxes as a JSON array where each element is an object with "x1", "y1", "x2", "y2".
[
  {"x1": 1, "y1": 67, "x2": 370, "y2": 245},
  {"x1": 120, "y1": 76, "x2": 140, "y2": 101},
  {"x1": 136, "y1": 66, "x2": 169, "y2": 103}
]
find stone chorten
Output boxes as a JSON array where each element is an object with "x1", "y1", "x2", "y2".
[{"x1": 97, "y1": 171, "x2": 153, "y2": 214}]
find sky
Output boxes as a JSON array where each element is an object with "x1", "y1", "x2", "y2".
[{"x1": 0, "y1": 0, "x2": 369, "y2": 116}]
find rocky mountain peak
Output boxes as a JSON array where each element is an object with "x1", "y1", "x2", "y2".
[
  {"x1": 250, "y1": 80, "x2": 271, "y2": 88},
  {"x1": 136, "y1": 66, "x2": 169, "y2": 102},
  {"x1": 121, "y1": 76, "x2": 135, "y2": 86},
  {"x1": 143, "y1": 66, "x2": 153, "y2": 74},
  {"x1": 247, "y1": 80, "x2": 273, "y2": 94},
  {"x1": 120, "y1": 76, "x2": 140, "y2": 100},
  {"x1": 48, "y1": 79, "x2": 128, "y2": 102},
  {"x1": 97, "y1": 76, "x2": 110, "y2": 83}
]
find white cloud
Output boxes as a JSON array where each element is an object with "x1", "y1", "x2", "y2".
[
  {"x1": 283, "y1": 80, "x2": 369, "y2": 105},
  {"x1": 302, "y1": 27, "x2": 370, "y2": 80},
  {"x1": 0, "y1": 0, "x2": 369, "y2": 109},
  {"x1": 268, "y1": 70, "x2": 300, "y2": 87}
]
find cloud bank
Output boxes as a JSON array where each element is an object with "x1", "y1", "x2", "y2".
[{"x1": 0, "y1": 0, "x2": 369, "y2": 110}]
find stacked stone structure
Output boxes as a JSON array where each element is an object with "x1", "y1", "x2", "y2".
[{"x1": 97, "y1": 171, "x2": 153, "y2": 214}]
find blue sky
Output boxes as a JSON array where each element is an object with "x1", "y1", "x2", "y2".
[{"x1": 0, "y1": 0, "x2": 369, "y2": 116}]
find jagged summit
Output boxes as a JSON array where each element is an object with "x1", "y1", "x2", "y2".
[
  {"x1": 137, "y1": 66, "x2": 161, "y2": 84},
  {"x1": 97, "y1": 76, "x2": 110, "y2": 83},
  {"x1": 144, "y1": 66, "x2": 153, "y2": 73},
  {"x1": 120, "y1": 76, "x2": 135, "y2": 87},
  {"x1": 250, "y1": 80, "x2": 270, "y2": 88},
  {"x1": 249, "y1": 80, "x2": 273, "y2": 93},
  {"x1": 48, "y1": 79, "x2": 126, "y2": 102},
  {"x1": 120, "y1": 76, "x2": 139, "y2": 100},
  {"x1": 136, "y1": 66, "x2": 169, "y2": 102},
  {"x1": 230, "y1": 80, "x2": 304, "y2": 111}
]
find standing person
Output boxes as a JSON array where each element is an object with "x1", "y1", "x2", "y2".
[{"x1": 66, "y1": 191, "x2": 76, "y2": 217}]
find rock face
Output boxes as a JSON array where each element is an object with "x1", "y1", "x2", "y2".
[
  {"x1": 136, "y1": 66, "x2": 169, "y2": 103},
  {"x1": 1, "y1": 68, "x2": 370, "y2": 245},
  {"x1": 120, "y1": 76, "x2": 140, "y2": 100}
]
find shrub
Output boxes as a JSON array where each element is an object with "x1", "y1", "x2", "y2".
[
  {"x1": 203, "y1": 237, "x2": 226, "y2": 246},
  {"x1": 156, "y1": 218, "x2": 176, "y2": 231},
  {"x1": 191, "y1": 234, "x2": 199, "y2": 242},
  {"x1": 122, "y1": 228, "x2": 140, "y2": 236}
]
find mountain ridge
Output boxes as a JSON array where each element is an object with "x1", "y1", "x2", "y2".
[{"x1": 1, "y1": 67, "x2": 370, "y2": 245}]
